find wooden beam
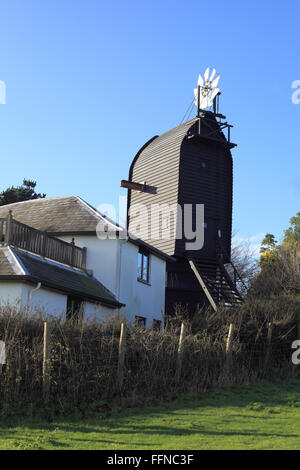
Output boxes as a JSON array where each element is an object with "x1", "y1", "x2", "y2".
[
  {"x1": 189, "y1": 260, "x2": 217, "y2": 311},
  {"x1": 120, "y1": 179, "x2": 145, "y2": 192}
]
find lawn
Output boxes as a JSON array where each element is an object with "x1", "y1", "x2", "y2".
[{"x1": 1, "y1": 379, "x2": 300, "y2": 450}]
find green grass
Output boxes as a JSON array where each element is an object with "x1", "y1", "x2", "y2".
[{"x1": 1, "y1": 379, "x2": 300, "y2": 450}]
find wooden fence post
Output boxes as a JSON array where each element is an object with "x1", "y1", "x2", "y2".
[
  {"x1": 43, "y1": 321, "x2": 51, "y2": 402},
  {"x1": 117, "y1": 322, "x2": 126, "y2": 391},
  {"x1": 264, "y1": 322, "x2": 273, "y2": 367},
  {"x1": 4, "y1": 210, "x2": 13, "y2": 245},
  {"x1": 226, "y1": 323, "x2": 234, "y2": 367},
  {"x1": 176, "y1": 322, "x2": 186, "y2": 382}
]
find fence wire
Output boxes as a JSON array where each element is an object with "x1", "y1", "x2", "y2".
[{"x1": 0, "y1": 311, "x2": 299, "y2": 407}]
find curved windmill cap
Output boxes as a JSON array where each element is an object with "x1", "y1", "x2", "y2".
[
  {"x1": 0, "y1": 341, "x2": 6, "y2": 365},
  {"x1": 194, "y1": 67, "x2": 221, "y2": 110}
]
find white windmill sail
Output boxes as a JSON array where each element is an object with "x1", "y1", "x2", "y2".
[
  {"x1": 194, "y1": 68, "x2": 221, "y2": 110},
  {"x1": 210, "y1": 68, "x2": 217, "y2": 81},
  {"x1": 203, "y1": 67, "x2": 210, "y2": 82},
  {"x1": 211, "y1": 74, "x2": 220, "y2": 89}
]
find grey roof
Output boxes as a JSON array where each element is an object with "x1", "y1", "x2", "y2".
[
  {"x1": 0, "y1": 249, "x2": 15, "y2": 275},
  {"x1": 0, "y1": 196, "x2": 101, "y2": 234},
  {"x1": 0, "y1": 196, "x2": 174, "y2": 262},
  {"x1": 0, "y1": 246, "x2": 122, "y2": 307}
]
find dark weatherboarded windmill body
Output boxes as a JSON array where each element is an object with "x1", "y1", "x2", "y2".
[{"x1": 122, "y1": 69, "x2": 245, "y2": 314}]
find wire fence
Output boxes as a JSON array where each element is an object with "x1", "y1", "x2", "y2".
[{"x1": 0, "y1": 306, "x2": 299, "y2": 408}]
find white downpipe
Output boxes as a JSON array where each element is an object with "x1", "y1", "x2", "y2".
[{"x1": 27, "y1": 282, "x2": 42, "y2": 307}]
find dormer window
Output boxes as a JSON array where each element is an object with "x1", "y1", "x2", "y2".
[{"x1": 138, "y1": 248, "x2": 150, "y2": 283}]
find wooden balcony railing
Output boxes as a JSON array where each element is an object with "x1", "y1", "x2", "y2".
[{"x1": 0, "y1": 212, "x2": 86, "y2": 270}]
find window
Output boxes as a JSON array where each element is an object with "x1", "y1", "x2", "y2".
[
  {"x1": 138, "y1": 248, "x2": 150, "y2": 283},
  {"x1": 152, "y1": 319, "x2": 162, "y2": 330},
  {"x1": 135, "y1": 315, "x2": 146, "y2": 327},
  {"x1": 66, "y1": 296, "x2": 84, "y2": 321}
]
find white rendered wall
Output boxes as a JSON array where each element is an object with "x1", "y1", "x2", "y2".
[
  {"x1": 84, "y1": 301, "x2": 116, "y2": 322},
  {"x1": 0, "y1": 282, "x2": 67, "y2": 316},
  {"x1": 0, "y1": 234, "x2": 167, "y2": 325},
  {"x1": 119, "y1": 241, "x2": 165, "y2": 325},
  {"x1": 24, "y1": 285, "x2": 67, "y2": 316},
  {"x1": 59, "y1": 234, "x2": 166, "y2": 326},
  {"x1": 0, "y1": 281, "x2": 116, "y2": 321},
  {"x1": 26, "y1": 287, "x2": 116, "y2": 321},
  {"x1": 0, "y1": 282, "x2": 24, "y2": 309},
  {"x1": 59, "y1": 235, "x2": 119, "y2": 295}
]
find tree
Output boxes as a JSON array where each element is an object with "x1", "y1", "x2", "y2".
[
  {"x1": 252, "y1": 212, "x2": 300, "y2": 297},
  {"x1": 284, "y1": 212, "x2": 300, "y2": 244},
  {"x1": 260, "y1": 233, "x2": 277, "y2": 253},
  {"x1": 259, "y1": 234, "x2": 279, "y2": 269},
  {"x1": 230, "y1": 233, "x2": 259, "y2": 290},
  {"x1": 0, "y1": 179, "x2": 46, "y2": 206}
]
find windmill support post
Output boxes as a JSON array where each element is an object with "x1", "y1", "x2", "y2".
[{"x1": 189, "y1": 260, "x2": 218, "y2": 311}]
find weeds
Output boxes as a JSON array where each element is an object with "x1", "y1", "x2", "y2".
[{"x1": 0, "y1": 295, "x2": 299, "y2": 411}]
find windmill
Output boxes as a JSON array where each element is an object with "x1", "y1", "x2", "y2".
[{"x1": 122, "y1": 69, "x2": 246, "y2": 314}]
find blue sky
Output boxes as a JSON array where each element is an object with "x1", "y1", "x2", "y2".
[{"x1": 0, "y1": 0, "x2": 299, "y2": 251}]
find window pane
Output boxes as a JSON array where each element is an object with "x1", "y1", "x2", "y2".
[
  {"x1": 138, "y1": 252, "x2": 143, "y2": 279},
  {"x1": 142, "y1": 254, "x2": 149, "y2": 281}
]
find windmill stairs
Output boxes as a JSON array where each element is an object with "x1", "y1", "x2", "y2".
[{"x1": 188, "y1": 254, "x2": 246, "y2": 311}]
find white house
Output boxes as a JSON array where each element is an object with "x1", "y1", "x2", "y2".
[{"x1": 0, "y1": 196, "x2": 173, "y2": 327}]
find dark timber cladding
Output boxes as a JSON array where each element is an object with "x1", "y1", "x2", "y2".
[
  {"x1": 127, "y1": 112, "x2": 240, "y2": 314},
  {"x1": 128, "y1": 119, "x2": 197, "y2": 256},
  {"x1": 128, "y1": 116, "x2": 233, "y2": 260}
]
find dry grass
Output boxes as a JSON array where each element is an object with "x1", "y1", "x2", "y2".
[{"x1": 0, "y1": 295, "x2": 299, "y2": 409}]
